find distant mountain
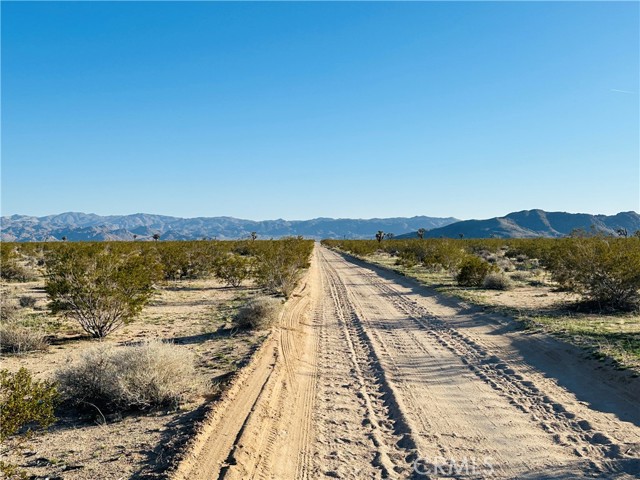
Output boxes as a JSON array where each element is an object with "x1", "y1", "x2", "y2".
[
  {"x1": 396, "y1": 210, "x2": 640, "y2": 239},
  {"x1": 0, "y1": 213, "x2": 458, "y2": 242}
]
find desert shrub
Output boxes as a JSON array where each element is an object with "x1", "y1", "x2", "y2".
[
  {"x1": 0, "y1": 368, "x2": 57, "y2": 441},
  {"x1": 421, "y1": 240, "x2": 468, "y2": 272},
  {"x1": 321, "y1": 239, "x2": 378, "y2": 257},
  {"x1": 0, "y1": 324, "x2": 48, "y2": 354},
  {"x1": 56, "y1": 341, "x2": 203, "y2": 412},
  {"x1": 215, "y1": 254, "x2": 251, "y2": 287},
  {"x1": 497, "y1": 258, "x2": 515, "y2": 272},
  {"x1": 45, "y1": 244, "x2": 161, "y2": 338},
  {"x1": 1, "y1": 297, "x2": 18, "y2": 322},
  {"x1": 0, "y1": 367, "x2": 58, "y2": 480},
  {"x1": 233, "y1": 296, "x2": 282, "y2": 330},
  {"x1": 0, "y1": 367, "x2": 58, "y2": 478},
  {"x1": 253, "y1": 238, "x2": 313, "y2": 297},
  {"x1": 509, "y1": 271, "x2": 531, "y2": 282},
  {"x1": 546, "y1": 238, "x2": 640, "y2": 311},
  {"x1": 482, "y1": 273, "x2": 514, "y2": 291},
  {"x1": 480, "y1": 251, "x2": 498, "y2": 263},
  {"x1": 456, "y1": 256, "x2": 497, "y2": 287},
  {"x1": 153, "y1": 242, "x2": 216, "y2": 281},
  {"x1": 0, "y1": 369, "x2": 57, "y2": 479},
  {"x1": 18, "y1": 296, "x2": 37, "y2": 308},
  {"x1": 0, "y1": 256, "x2": 37, "y2": 283}
]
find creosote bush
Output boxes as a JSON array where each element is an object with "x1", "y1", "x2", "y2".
[
  {"x1": 482, "y1": 272, "x2": 514, "y2": 291},
  {"x1": 215, "y1": 254, "x2": 251, "y2": 287},
  {"x1": 56, "y1": 340, "x2": 204, "y2": 412},
  {"x1": 233, "y1": 296, "x2": 282, "y2": 330},
  {"x1": 545, "y1": 237, "x2": 640, "y2": 311},
  {"x1": 45, "y1": 244, "x2": 161, "y2": 338},
  {"x1": 0, "y1": 368, "x2": 58, "y2": 442},
  {"x1": 253, "y1": 238, "x2": 313, "y2": 298},
  {"x1": 0, "y1": 368, "x2": 58, "y2": 478},
  {"x1": 456, "y1": 256, "x2": 497, "y2": 287}
]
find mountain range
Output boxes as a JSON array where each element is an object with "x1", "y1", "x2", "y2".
[
  {"x1": 398, "y1": 210, "x2": 640, "y2": 239},
  {"x1": 2, "y1": 210, "x2": 638, "y2": 242},
  {"x1": 0, "y1": 212, "x2": 457, "y2": 242}
]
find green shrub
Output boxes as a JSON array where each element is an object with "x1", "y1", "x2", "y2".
[
  {"x1": 0, "y1": 368, "x2": 57, "y2": 442},
  {"x1": 215, "y1": 254, "x2": 251, "y2": 287},
  {"x1": 456, "y1": 256, "x2": 497, "y2": 287},
  {"x1": 233, "y1": 296, "x2": 282, "y2": 330},
  {"x1": 1, "y1": 367, "x2": 58, "y2": 478},
  {"x1": 482, "y1": 272, "x2": 514, "y2": 291},
  {"x1": 253, "y1": 238, "x2": 313, "y2": 297},
  {"x1": 45, "y1": 244, "x2": 161, "y2": 338},
  {"x1": 56, "y1": 340, "x2": 204, "y2": 412},
  {"x1": 546, "y1": 238, "x2": 640, "y2": 311}
]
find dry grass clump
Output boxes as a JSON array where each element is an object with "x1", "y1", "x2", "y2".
[
  {"x1": 0, "y1": 323, "x2": 48, "y2": 354},
  {"x1": 56, "y1": 340, "x2": 204, "y2": 412},
  {"x1": 482, "y1": 272, "x2": 514, "y2": 291},
  {"x1": 233, "y1": 296, "x2": 282, "y2": 330},
  {"x1": 0, "y1": 297, "x2": 18, "y2": 322}
]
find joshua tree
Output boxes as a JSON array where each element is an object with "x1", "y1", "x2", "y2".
[
  {"x1": 152, "y1": 233, "x2": 161, "y2": 242},
  {"x1": 458, "y1": 233, "x2": 464, "y2": 239},
  {"x1": 617, "y1": 228, "x2": 629, "y2": 238},
  {"x1": 417, "y1": 228, "x2": 426, "y2": 239},
  {"x1": 375, "y1": 231, "x2": 385, "y2": 243},
  {"x1": 250, "y1": 232, "x2": 258, "y2": 241},
  {"x1": 61, "y1": 236, "x2": 67, "y2": 242},
  {"x1": 133, "y1": 234, "x2": 138, "y2": 241},
  {"x1": 386, "y1": 233, "x2": 395, "y2": 239}
]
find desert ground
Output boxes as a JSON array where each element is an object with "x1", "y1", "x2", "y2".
[
  {"x1": 1, "y1": 276, "x2": 268, "y2": 479},
  {"x1": 173, "y1": 245, "x2": 639, "y2": 479},
  {"x1": 2, "y1": 243, "x2": 639, "y2": 479}
]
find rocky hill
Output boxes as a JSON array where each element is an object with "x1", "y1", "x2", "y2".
[
  {"x1": 1, "y1": 213, "x2": 458, "y2": 242},
  {"x1": 397, "y1": 210, "x2": 640, "y2": 239}
]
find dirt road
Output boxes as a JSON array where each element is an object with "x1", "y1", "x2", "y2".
[{"x1": 173, "y1": 245, "x2": 640, "y2": 479}]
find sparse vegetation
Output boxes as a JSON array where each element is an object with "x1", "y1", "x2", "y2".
[
  {"x1": 1, "y1": 245, "x2": 37, "y2": 282},
  {"x1": 322, "y1": 237, "x2": 640, "y2": 369}
]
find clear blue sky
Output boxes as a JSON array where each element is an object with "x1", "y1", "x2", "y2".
[{"x1": 2, "y1": 1, "x2": 638, "y2": 221}]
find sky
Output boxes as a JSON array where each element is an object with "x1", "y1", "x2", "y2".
[{"x1": 2, "y1": 1, "x2": 639, "y2": 221}]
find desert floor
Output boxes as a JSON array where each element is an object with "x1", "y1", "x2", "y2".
[{"x1": 172, "y1": 245, "x2": 640, "y2": 480}]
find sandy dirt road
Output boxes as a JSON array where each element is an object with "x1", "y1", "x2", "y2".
[{"x1": 172, "y1": 245, "x2": 640, "y2": 479}]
